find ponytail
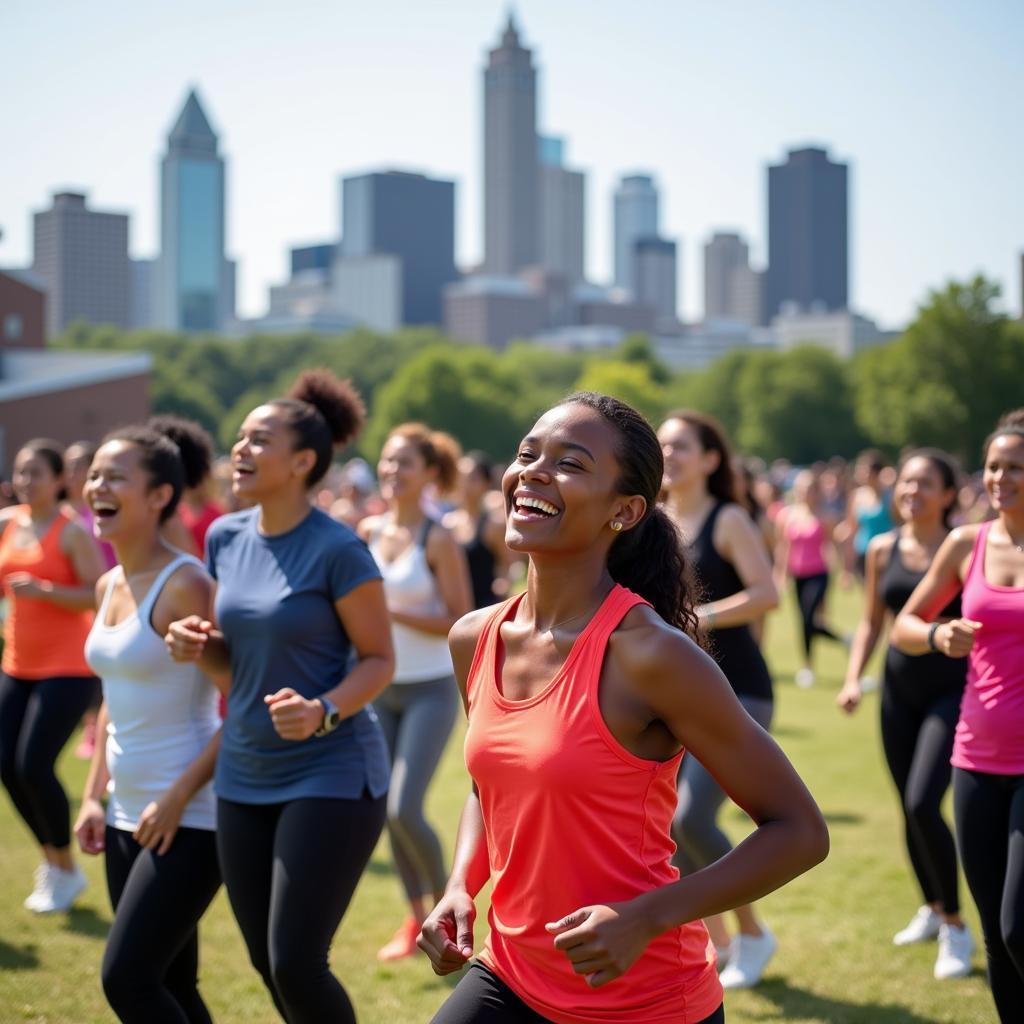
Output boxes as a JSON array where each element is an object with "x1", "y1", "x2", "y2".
[{"x1": 560, "y1": 392, "x2": 703, "y2": 643}]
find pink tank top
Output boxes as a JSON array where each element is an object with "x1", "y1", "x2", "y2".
[
  {"x1": 952, "y1": 522, "x2": 1024, "y2": 774},
  {"x1": 784, "y1": 512, "x2": 829, "y2": 577},
  {"x1": 463, "y1": 585, "x2": 722, "y2": 1024}
]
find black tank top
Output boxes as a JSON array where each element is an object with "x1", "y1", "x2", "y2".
[
  {"x1": 464, "y1": 513, "x2": 498, "y2": 609},
  {"x1": 879, "y1": 533, "x2": 966, "y2": 703},
  {"x1": 688, "y1": 502, "x2": 773, "y2": 702}
]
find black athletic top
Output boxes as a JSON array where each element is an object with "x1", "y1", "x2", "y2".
[
  {"x1": 688, "y1": 502, "x2": 774, "y2": 702},
  {"x1": 879, "y1": 533, "x2": 966, "y2": 703},
  {"x1": 464, "y1": 513, "x2": 498, "y2": 610}
]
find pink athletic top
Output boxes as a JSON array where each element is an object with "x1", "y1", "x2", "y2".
[
  {"x1": 783, "y1": 512, "x2": 829, "y2": 578},
  {"x1": 463, "y1": 585, "x2": 722, "y2": 1024},
  {"x1": 952, "y1": 522, "x2": 1024, "y2": 775}
]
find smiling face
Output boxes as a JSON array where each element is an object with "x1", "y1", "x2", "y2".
[
  {"x1": 377, "y1": 436, "x2": 435, "y2": 505},
  {"x1": 984, "y1": 434, "x2": 1024, "y2": 516},
  {"x1": 893, "y1": 456, "x2": 955, "y2": 526},
  {"x1": 12, "y1": 448, "x2": 63, "y2": 511},
  {"x1": 84, "y1": 440, "x2": 172, "y2": 541},
  {"x1": 657, "y1": 417, "x2": 719, "y2": 494},
  {"x1": 231, "y1": 405, "x2": 314, "y2": 501},
  {"x1": 501, "y1": 403, "x2": 644, "y2": 555}
]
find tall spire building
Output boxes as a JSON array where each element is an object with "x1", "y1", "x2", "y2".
[
  {"x1": 157, "y1": 89, "x2": 229, "y2": 332},
  {"x1": 483, "y1": 14, "x2": 539, "y2": 275}
]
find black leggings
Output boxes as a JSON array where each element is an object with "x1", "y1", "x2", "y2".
[
  {"x1": 953, "y1": 768, "x2": 1024, "y2": 1023},
  {"x1": 880, "y1": 688, "x2": 960, "y2": 913},
  {"x1": 217, "y1": 793, "x2": 386, "y2": 1024},
  {"x1": 792, "y1": 574, "x2": 841, "y2": 659},
  {"x1": 432, "y1": 962, "x2": 725, "y2": 1023},
  {"x1": 102, "y1": 825, "x2": 221, "y2": 1024},
  {"x1": 0, "y1": 673, "x2": 97, "y2": 848}
]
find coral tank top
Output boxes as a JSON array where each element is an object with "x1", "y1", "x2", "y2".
[
  {"x1": 0, "y1": 507, "x2": 94, "y2": 679},
  {"x1": 464, "y1": 585, "x2": 722, "y2": 1024},
  {"x1": 952, "y1": 521, "x2": 1024, "y2": 774}
]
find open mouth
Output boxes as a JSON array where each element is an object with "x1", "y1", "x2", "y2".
[
  {"x1": 91, "y1": 501, "x2": 119, "y2": 522},
  {"x1": 512, "y1": 494, "x2": 561, "y2": 521},
  {"x1": 233, "y1": 464, "x2": 256, "y2": 481}
]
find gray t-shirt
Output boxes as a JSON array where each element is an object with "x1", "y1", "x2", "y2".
[{"x1": 207, "y1": 506, "x2": 389, "y2": 803}]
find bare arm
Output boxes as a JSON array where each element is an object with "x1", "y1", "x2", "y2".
[
  {"x1": 892, "y1": 527, "x2": 977, "y2": 657},
  {"x1": 418, "y1": 607, "x2": 495, "y2": 974},
  {"x1": 389, "y1": 525, "x2": 474, "y2": 636},
  {"x1": 548, "y1": 618, "x2": 828, "y2": 987},
  {"x1": 13, "y1": 519, "x2": 105, "y2": 609},
  {"x1": 838, "y1": 534, "x2": 893, "y2": 712},
  {"x1": 263, "y1": 578, "x2": 396, "y2": 739},
  {"x1": 700, "y1": 504, "x2": 778, "y2": 628}
]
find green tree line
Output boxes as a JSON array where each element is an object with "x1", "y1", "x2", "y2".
[{"x1": 54, "y1": 276, "x2": 1024, "y2": 470}]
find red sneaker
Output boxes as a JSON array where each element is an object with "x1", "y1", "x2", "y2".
[{"x1": 377, "y1": 916, "x2": 421, "y2": 961}]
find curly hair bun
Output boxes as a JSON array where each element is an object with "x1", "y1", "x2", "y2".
[
  {"x1": 147, "y1": 415, "x2": 214, "y2": 490},
  {"x1": 288, "y1": 369, "x2": 366, "y2": 447}
]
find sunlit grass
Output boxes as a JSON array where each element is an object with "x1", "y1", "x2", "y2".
[{"x1": 0, "y1": 584, "x2": 997, "y2": 1022}]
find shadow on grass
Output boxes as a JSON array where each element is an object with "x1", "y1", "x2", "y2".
[
  {"x1": 0, "y1": 938, "x2": 40, "y2": 970},
  {"x1": 64, "y1": 905, "x2": 110, "y2": 940},
  {"x1": 822, "y1": 812, "x2": 864, "y2": 826},
  {"x1": 757, "y1": 977, "x2": 940, "y2": 1023}
]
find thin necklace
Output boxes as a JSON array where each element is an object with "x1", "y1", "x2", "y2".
[{"x1": 537, "y1": 583, "x2": 614, "y2": 634}]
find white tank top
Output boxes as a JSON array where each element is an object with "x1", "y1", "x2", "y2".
[
  {"x1": 369, "y1": 521, "x2": 454, "y2": 683},
  {"x1": 84, "y1": 555, "x2": 220, "y2": 831}
]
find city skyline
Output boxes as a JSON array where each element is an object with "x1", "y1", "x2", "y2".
[{"x1": 2, "y1": 1, "x2": 1021, "y2": 328}]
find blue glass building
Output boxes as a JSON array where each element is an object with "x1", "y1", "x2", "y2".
[{"x1": 158, "y1": 90, "x2": 227, "y2": 332}]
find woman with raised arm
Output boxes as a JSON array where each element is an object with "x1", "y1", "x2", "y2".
[
  {"x1": 892, "y1": 411, "x2": 1024, "y2": 1023},
  {"x1": 166, "y1": 370, "x2": 394, "y2": 1024},
  {"x1": 74, "y1": 418, "x2": 223, "y2": 1024},
  {"x1": 837, "y1": 450, "x2": 974, "y2": 980},
  {"x1": 419, "y1": 393, "x2": 828, "y2": 1024},
  {"x1": 0, "y1": 438, "x2": 105, "y2": 913},
  {"x1": 358, "y1": 424, "x2": 473, "y2": 961},
  {"x1": 657, "y1": 411, "x2": 780, "y2": 988}
]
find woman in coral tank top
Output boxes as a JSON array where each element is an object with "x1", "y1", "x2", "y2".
[
  {"x1": 893, "y1": 410, "x2": 1024, "y2": 1024},
  {"x1": 419, "y1": 393, "x2": 830, "y2": 1024},
  {"x1": 0, "y1": 439, "x2": 106, "y2": 914}
]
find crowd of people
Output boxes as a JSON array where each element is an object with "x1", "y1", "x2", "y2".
[{"x1": 0, "y1": 372, "x2": 1020, "y2": 1024}]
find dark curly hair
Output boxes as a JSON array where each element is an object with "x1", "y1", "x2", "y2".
[
  {"x1": 103, "y1": 416, "x2": 215, "y2": 523},
  {"x1": 559, "y1": 392, "x2": 702, "y2": 641},
  {"x1": 984, "y1": 408, "x2": 1024, "y2": 460},
  {"x1": 271, "y1": 369, "x2": 367, "y2": 487}
]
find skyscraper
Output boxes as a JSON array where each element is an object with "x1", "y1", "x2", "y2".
[
  {"x1": 613, "y1": 174, "x2": 659, "y2": 292},
  {"x1": 32, "y1": 191, "x2": 131, "y2": 339},
  {"x1": 764, "y1": 146, "x2": 848, "y2": 322},
  {"x1": 538, "y1": 136, "x2": 585, "y2": 284},
  {"x1": 633, "y1": 237, "x2": 678, "y2": 323},
  {"x1": 157, "y1": 89, "x2": 227, "y2": 332},
  {"x1": 340, "y1": 170, "x2": 457, "y2": 325},
  {"x1": 703, "y1": 231, "x2": 761, "y2": 326},
  {"x1": 483, "y1": 14, "x2": 538, "y2": 275}
]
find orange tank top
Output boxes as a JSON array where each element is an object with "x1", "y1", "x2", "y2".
[
  {"x1": 0, "y1": 507, "x2": 94, "y2": 679},
  {"x1": 464, "y1": 585, "x2": 722, "y2": 1024}
]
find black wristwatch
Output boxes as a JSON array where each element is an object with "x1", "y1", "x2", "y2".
[{"x1": 313, "y1": 696, "x2": 341, "y2": 737}]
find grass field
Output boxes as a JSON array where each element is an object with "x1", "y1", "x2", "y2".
[{"x1": 0, "y1": 585, "x2": 999, "y2": 1023}]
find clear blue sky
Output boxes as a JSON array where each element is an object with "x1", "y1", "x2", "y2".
[{"x1": 3, "y1": 0, "x2": 1021, "y2": 327}]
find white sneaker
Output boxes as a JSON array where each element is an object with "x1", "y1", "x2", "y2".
[
  {"x1": 32, "y1": 864, "x2": 87, "y2": 913},
  {"x1": 713, "y1": 944, "x2": 730, "y2": 972},
  {"x1": 23, "y1": 862, "x2": 54, "y2": 911},
  {"x1": 719, "y1": 928, "x2": 777, "y2": 989},
  {"x1": 893, "y1": 905, "x2": 941, "y2": 945},
  {"x1": 795, "y1": 668, "x2": 815, "y2": 688},
  {"x1": 934, "y1": 923, "x2": 975, "y2": 979}
]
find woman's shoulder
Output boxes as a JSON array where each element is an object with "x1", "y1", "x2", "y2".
[
  {"x1": 609, "y1": 602, "x2": 708, "y2": 684},
  {"x1": 206, "y1": 506, "x2": 257, "y2": 544}
]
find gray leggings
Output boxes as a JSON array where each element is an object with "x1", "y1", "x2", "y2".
[
  {"x1": 373, "y1": 675, "x2": 459, "y2": 902},
  {"x1": 672, "y1": 695, "x2": 774, "y2": 873}
]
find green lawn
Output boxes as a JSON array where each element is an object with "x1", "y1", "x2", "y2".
[{"x1": 0, "y1": 585, "x2": 998, "y2": 1023}]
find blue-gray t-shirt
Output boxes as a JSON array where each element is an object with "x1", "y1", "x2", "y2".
[{"x1": 206, "y1": 506, "x2": 390, "y2": 803}]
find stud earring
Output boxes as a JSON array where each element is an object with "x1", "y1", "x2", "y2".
[{"x1": 610, "y1": 521, "x2": 623, "y2": 532}]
